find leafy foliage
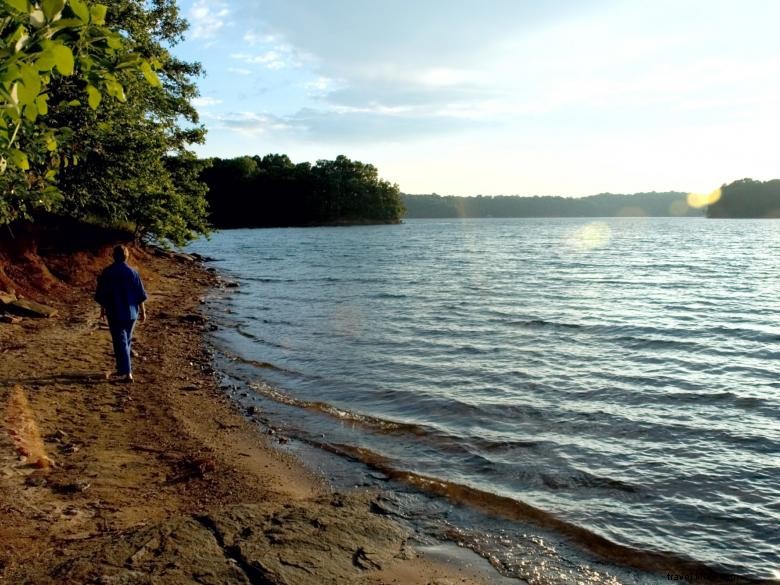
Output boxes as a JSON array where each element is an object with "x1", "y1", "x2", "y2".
[
  {"x1": 707, "y1": 179, "x2": 780, "y2": 219},
  {"x1": 203, "y1": 154, "x2": 405, "y2": 228},
  {"x1": 0, "y1": 0, "x2": 209, "y2": 246},
  {"x1": 0, "y1": 0, "x2": 160, "y2": 224}
]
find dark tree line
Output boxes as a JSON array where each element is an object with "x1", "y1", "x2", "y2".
[
  {"x1": 202, "y1": 154, "x2": 405, "y2": 228},
  {"x1": 402, "y1": 191, "x2": 700, "y2": 218},
  {"x1": 707, "y1": 179, "x2": 780, "y2": 218}
]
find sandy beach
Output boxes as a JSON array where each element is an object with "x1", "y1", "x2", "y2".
[{"x1": 0, "y1": 246, "x2": 503, "y2": 585}]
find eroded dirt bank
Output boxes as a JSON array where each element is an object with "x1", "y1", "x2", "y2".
[{"x1": 0, "y1": 246, "x2": 496, "y2": 585}]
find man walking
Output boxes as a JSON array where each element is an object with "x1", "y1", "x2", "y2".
[{"x1": 95, "y1": 245, "x2": 148, "y2": 382}]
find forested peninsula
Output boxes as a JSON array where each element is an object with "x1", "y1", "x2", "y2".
[
  {"x1": 202, "y1": 154, "x2": 405, "y2": 228},
  {"x1": 706, "y1": 179, "x2": 780, "y2": 218}
]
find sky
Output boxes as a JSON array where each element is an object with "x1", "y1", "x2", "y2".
[{"x1": 173, "y1": 0, "x2": 780, "y2": 197}]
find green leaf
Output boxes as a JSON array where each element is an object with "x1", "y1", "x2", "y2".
[
  {"x1": 68, "y1": 0, "x2": 89, "y2": 23},
  {"x1": 20, "y1": 63, "x2": 41, "y2": 95},
  {"x1": 36, "y1": 94, "x2": 49, "y2": 115},
  {"x1": 141, "y1": 61, "x2": 161, "y2": 87},
  {"x1": 4, "y1": 0, "x2": 29, "y2": 13},
  {"x1": 89, "y1": 4, "x2": 107, "y2": 25},
  {"x1": 23, "y1": 102, "x2": 38, "y2": 121},
  {"x1": 106, "y1": 34, "x2": 122, "y2": 49},
  {"x1": 105, "y1": 79, "x2": 126, "y2": 102},
  {"x1": 86, "y1": 84, "x2": 101, "y2": 109},
  {"x1": 42, "y1": 0, "x2": 66, "y2": 21},
  {"x1": 50, "y1": 44, "x2": 74, "y2": 75},
  {"x1": 49, "y1": 17, "x2": 85, "y2": 30},
  {"x1": 16, "y1": 63, "x2": 41, "y2": 105},
  {"x1": 8, "y1": 149, "x2": 29, "y2": 170}
]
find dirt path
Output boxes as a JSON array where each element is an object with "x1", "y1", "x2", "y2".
[{"x1": 0, "y1": 250, "x2": 498, "y2": 585}]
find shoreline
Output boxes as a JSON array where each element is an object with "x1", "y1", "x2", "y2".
[{"x1": 0, "y1": 247, "x2": 502, "y2": 584}]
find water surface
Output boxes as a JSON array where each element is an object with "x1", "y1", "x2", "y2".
[{"x1": 190, "y1": 218, "x2": 780, "y2": 581}]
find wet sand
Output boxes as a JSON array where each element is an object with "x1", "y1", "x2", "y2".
[{"x1": 0, "y1": 247, "x2": 506, "y2": 584}]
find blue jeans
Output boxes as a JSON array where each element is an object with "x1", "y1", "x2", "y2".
[{"x1": 108, "y1": 319, "x2": 136, "y2": 375}]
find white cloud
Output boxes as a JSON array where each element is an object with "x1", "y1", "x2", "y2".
[
  {"x1": 192, "y1": 96, "x2": 223, "y2": 107},
  {"x1": 243, "y1": 30, "x2": 279, "y2": 46},
  {"x1": 212, "y1": 112, "x2": 294, "y2": 136},
  {"x1": 231, "y1": 46, "x2": 303, "y2": 70},
  {"x1": 188, "y1": 0, "x2": 230, "y2": 40},
  {"x1": 304, "y1": 76, "x2": 340, "y2": 96}
]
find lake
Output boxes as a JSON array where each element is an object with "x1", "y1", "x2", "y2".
[{"x1": 189, "y1": 217, "x2": 779, "y2": 582}]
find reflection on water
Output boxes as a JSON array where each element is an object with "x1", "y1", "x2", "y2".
[{"x1": 189, "y1": 217, "x2": 780, "y2": 581}]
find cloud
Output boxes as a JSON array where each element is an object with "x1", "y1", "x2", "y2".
[
  {"x1": 230, "y1": 44, "x2": 305, "y2": 70},
  {"x1": 243, "y1": 30, "x2": 279, "y2": 46},
  {"x1": 305, "y1": 76, "x2": 340, "y2": 96},
  {"x1": 227, "y1": 67, "x2": 252, "y2": 76},
  {"x1": 209, "y1": 104, "x2": 484, "y2": 144},
  {"x1": 188, "y1": 0, "x2": 230, "y2": 40},
  {"x1": 210, "y1": 112, "x2": 294, "y2": 136},
  {"x1": 192, "y1": 96, "x2": 223, "y2": 107}
]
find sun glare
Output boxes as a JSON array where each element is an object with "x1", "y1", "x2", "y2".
[
  {"x1": 568, "y1": 221, "x2": 612, "y2": 252},
  {"x1": 686, "y1": 188, "x2": 722, "y2": 209}
]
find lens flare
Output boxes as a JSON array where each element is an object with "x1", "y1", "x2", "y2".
[
  {"x1": 668, "y1": 199, "x2": 690, "y2": 216},
  {"x1": 686, "y1": 188, "x2": 721, "y2": 209},
  {"x1": 567, "y1": 222, "x2": 612, "y2": 252}
]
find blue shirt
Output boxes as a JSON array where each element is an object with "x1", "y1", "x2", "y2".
[{"x1": 95, "y1": 261, "x2": 148, "y2": 321}]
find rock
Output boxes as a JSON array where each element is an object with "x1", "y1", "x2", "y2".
[
  {"x1": 369, "y1": 500, "x2": 393, "y2": 516},
  {"x1": 224, "y1": 281, "x2": 239, "y2": 288},
  {"x1": 32, "y1": 455, "x2": 54, "y2": 469},
  {"x1": 8, "y1": 299, "x2": 58, "y2": 318},
  {"x1": 352, "y1": 546, "x2": 383, "y2": 571},
  {"x1": 0, "y1": 290, "x2": 17, "y2": 305},
  {"x1": 180, "y1": 313, "x2": 207, "y2": 325},
  {"x1": 52, "y1": 479, "x2": 91, "y2": 494},
  {"x1": 0, "y1": 314, "x2": 22, "y2": 324},
  {"x1": 24, "y1": 474, "x2": 48, "y2": 487},
  {"x1": 45, "y1": 429, "x2": 69, "y2": 443}
]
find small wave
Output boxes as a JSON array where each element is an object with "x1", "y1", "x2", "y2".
[
  {"x1": 230, "y1": 325, "x2": 290, "y2": 350},
  {"x1": 506, "y1": 318, "x2": 583, "y2": 330},
  {"x1": 540, "y1": 471, "x2": 639, "y2": 494},
  {"x1": 615, "y1": 335, "x2": 704, "y2": 351},
  {"x1": 372, "y1": 292, "x2": 409, "y2": 299},
  {"x1": 662, "y1": 390, "x2": 774, "y2": 411},
  {"x1": 224, "y1": 353, "x2": 297, "y2": 375},
  {"x1": 244, "y1": 276, "x2": 296, "y2": 283},
  {"x1": 247, "y1": 382, "x2": 429, "y2": 436},
  {"x1": 708, "y1": 325, "x2": 780, "y2": 344},
  {"x1": 320, "y1": 443, "x2": 746, "y2": 581}
]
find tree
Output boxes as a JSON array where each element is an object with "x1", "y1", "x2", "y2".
[
  {"x1": 0, "y1": 0, "x2": 159, "y2": 224},
  {"x1": 44, "y1": 0, "x2": 209, "y2": 245},
  {"x1": 707, "y1": 179, "x2": 780, "y2": 218}
]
